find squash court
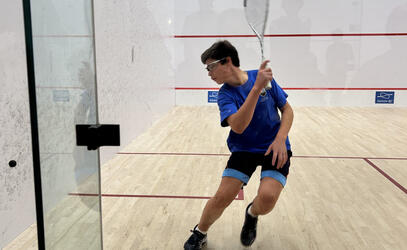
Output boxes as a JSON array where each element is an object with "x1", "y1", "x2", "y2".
[
  {"x1": 5, "y1": 106, "x2": 407, "y2": 249},
  {"x1": 3, "y1": 1, "x2": 407, "y2": 249}
]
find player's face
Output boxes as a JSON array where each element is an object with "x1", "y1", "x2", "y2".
[{"x1": 205, "y1": 58, "x2": 226, "y2": 84}]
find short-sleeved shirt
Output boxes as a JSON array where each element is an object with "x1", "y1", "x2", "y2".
[{"x1": 217, "y1": 70, "x2": 291, "y2": 153}]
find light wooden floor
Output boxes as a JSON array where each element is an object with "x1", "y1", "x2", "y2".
[{"x1": 5, "y1": 106, "x2": 407, "y2": 250}]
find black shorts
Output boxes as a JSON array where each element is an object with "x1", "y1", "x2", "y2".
[{"x1": 222, "y1": 150, "x2": 292, "y2": 187}]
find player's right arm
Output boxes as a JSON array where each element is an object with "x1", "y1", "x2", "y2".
[{"x1": 227, "y1": 60, "x2": 272, "y2": 134}]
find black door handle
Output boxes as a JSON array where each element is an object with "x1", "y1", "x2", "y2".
[{"x1": 76, "y1": 124, "x2": 120, "y2": 150}]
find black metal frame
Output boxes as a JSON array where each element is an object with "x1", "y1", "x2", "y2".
[{"x1": 21, "y1": 0, "x2": 46, "y2": 249}]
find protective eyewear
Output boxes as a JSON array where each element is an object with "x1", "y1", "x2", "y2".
[{"x1": 205, "y1": 58, "x2": 226, "y2": 72}]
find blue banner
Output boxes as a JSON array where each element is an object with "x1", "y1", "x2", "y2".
[
  {"x1": 208, "y1": 91, "x2": 218, "y2": 103},
  {"x1": 375, "y1": 91, "x2": 394, "y2": 104}
]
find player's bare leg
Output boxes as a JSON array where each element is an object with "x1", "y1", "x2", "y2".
[{"x1": 241, "y1": 177, "x2": 283, "y2": 246}]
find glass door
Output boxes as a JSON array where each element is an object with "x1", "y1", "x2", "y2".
[{"x1": 23, "y1": 0, "x2": 103, "y2": 249}]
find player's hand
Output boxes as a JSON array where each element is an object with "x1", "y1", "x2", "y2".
[
  {"x1": 254, "y1": 60, "x2": 273, "y2": 90},
  {"x1": 265, "y1": 138, "x2": 287, "y2": 169}
]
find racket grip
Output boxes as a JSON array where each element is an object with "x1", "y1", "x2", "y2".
[{"x1": 260, "y1": 82, "x2": 271, "y2": 96}]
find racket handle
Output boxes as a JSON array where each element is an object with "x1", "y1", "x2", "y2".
[
  {"x1": 260, "y1": 88, "x2": 266, "y2": 96},
  {"x1": 260, "y1": 82, "x2": 272, "y2": 96}
]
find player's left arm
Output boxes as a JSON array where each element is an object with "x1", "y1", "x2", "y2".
[{"x1": 265, "y1": 101, "x2": 294, "y2": 169}]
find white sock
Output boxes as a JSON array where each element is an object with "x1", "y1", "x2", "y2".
[
  {"x1": 196, "y1": 226, "x2": 207, "y2": 235},
  {"x1": 248, "y1": 204, "x2": 258, "y2": 218}
]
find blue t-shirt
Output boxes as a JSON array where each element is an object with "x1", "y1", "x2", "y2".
[{"x1": 217, "y1": 70, "x2": 291, "y2": 153}]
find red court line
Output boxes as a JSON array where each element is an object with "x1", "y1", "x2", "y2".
[
  {"x1": 363, "y1": 159, "x2": 407, "y2": 195},
  {"x1": 118, "y1": 152, "x2": 230, "y2": 156},
  {"x1": 284, "y1": 88, "x2": 407, "y2": 91},
  {"x1": 69, "y1": 189, "x2": 244, "y2": 200},
  {"x1": 176, "y1": 87, "x2": 220, "y2": 90},
  {"x1": 175, "y1": 87, "x2": 407, "y2": 91},
  {"x1": 293, "y1": 155, "x2": 407, "y2": 161},
  {"x1": 69, "y1": 193, "x2": 98, "y2": 197},
  {"x1": 174, "y1": 33, "x2": 407, "y2": 38},
  {"x1": 237, "y1": 189, "x2": 244, "y2": 200},
  {"x1": 118, "y1": 152, "x2": 407, "y2": 161}
]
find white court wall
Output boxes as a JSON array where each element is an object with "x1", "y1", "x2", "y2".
[
  {"x1": 0, "y1": 1, "x2": 36, "y2": 248},
  {"x1": 94, "y1": 0, "x2": 175, "y2": 163},
  {"x1": 174, "y1": 0, "x2": 407, "y2": 106}
]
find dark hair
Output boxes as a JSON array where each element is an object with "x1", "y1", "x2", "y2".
[{"x1": 201, "y1": 40, "x2": 240, "y2": 67}]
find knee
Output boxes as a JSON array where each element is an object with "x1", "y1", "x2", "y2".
[
  {"x1": 257, "y1": 193, "x2": 278, "y2": 211},
  {"x1": 212, "y1": 192, "x2": 235, "y2": 209}
]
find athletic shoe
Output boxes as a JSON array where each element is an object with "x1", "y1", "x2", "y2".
[
  {"x1": 184, "y1": 225, "x2": 207, "y2": 250},
  {"x1": 240, "y1": 202, "x2": 258, "y2": 246}
]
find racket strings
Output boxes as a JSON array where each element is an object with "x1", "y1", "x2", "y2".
[
  {"x1": 244, "y1": 0, "x2": 269, "y2": 38},
  {"x1": 244, "y1": 0, "x2": 271, "y2": 93}
]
